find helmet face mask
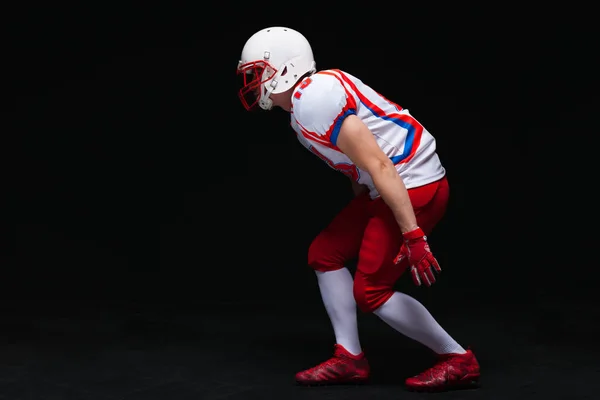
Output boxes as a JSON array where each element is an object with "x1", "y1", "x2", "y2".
[{"x1": 237, "y1": 60, "x2": 278, "y2": 111}]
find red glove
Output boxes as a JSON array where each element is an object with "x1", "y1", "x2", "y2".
[{"x1": 393, "y1": 227, "x2": 441, "y2": 287}]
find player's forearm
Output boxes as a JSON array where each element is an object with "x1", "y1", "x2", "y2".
[{"x1": 370, "y1": 162, "x2": 418, "y2": 233}]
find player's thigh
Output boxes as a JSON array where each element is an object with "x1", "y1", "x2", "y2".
[
  {"x1": 412, "y1": 176, "x2": 449, "y2": 235},
  {"x1": 356, "y1": 177, "x2": 449, "y2": 284},
  {"x1": 356, "y1": 201, "x2": 405, "y2": 286},
  {"x1": 308, "y1": 192, "x2": 371, "y2": 267}
]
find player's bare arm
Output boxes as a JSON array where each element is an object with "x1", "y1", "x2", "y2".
[{"x1": 336, "y1": 115, "x2": 418, "y2": 234}]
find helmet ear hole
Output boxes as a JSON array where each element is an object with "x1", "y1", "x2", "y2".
[{"x1": 280, "y1": 66, "x2": 290, "y2": 85}]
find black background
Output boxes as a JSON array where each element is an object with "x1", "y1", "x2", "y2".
[{"x1": 3, "y1": 4, "x2": 598, "y2": 323}]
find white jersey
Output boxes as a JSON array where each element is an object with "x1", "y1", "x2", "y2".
[{"x1": 290, "y1": 69, "x2": 446, "y2": 199}]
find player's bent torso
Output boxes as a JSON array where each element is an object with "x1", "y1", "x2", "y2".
[{"x1": 290, "y1": 69, "x2": 445, "y2": 199}]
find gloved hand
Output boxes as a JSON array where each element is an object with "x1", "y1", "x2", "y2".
[{"x1": 393, "y1": 227, "x2": 441, "y2": 287}]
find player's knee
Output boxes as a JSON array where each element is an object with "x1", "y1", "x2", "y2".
[
  {"x1": 353, "y1": 278, "x2": 393, "y2": 313},
  {"x1": 307, "y1": 239, "x2": 345, "y2": 272},
  {"x1": 352, "y1": 280, "x2": 370, "y2": 313}
]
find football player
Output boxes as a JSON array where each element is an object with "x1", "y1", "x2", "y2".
[{"x1": 237, "y1": 26, "x2": 480, "y2": 392}]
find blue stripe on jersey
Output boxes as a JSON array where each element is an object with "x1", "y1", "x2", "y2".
[
  {"x1": 360, "y1": 101, "x2": 416, "y2": 165},
  {"x1": 330, "y1": 109, "x2": 356, "y2": 145}
]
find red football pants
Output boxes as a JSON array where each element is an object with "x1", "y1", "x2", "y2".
[{"x1": 307, "y1": 176, "x2": 449, "y2": 312}]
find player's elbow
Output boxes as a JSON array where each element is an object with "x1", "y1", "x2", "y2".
[{"x1": 365, "y1": 157, "x2": 396, "y2": 178}]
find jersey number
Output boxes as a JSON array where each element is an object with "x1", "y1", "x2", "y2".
[
  {"x1": 293, "y1": 77, "x2": 313, "y2": 99},
  {"x1": 309, "y1": 145, "x2": 360, "y2": 181}
]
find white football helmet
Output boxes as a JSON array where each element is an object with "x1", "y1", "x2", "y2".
[{"x1": 237, "y1": 27, "x2": 316, "y2": 111}]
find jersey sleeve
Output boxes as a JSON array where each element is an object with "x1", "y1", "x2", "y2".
[{"x1": 291, "y1": 73, "x2": 358, "y2": 146}]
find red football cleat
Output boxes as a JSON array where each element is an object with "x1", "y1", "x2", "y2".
[
  {"x1": 405, "y1": 349, "x2": 480, "y2": 391},
  {"x1": 295, "y1": 344, "x2": 370, "y2": 386}
]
